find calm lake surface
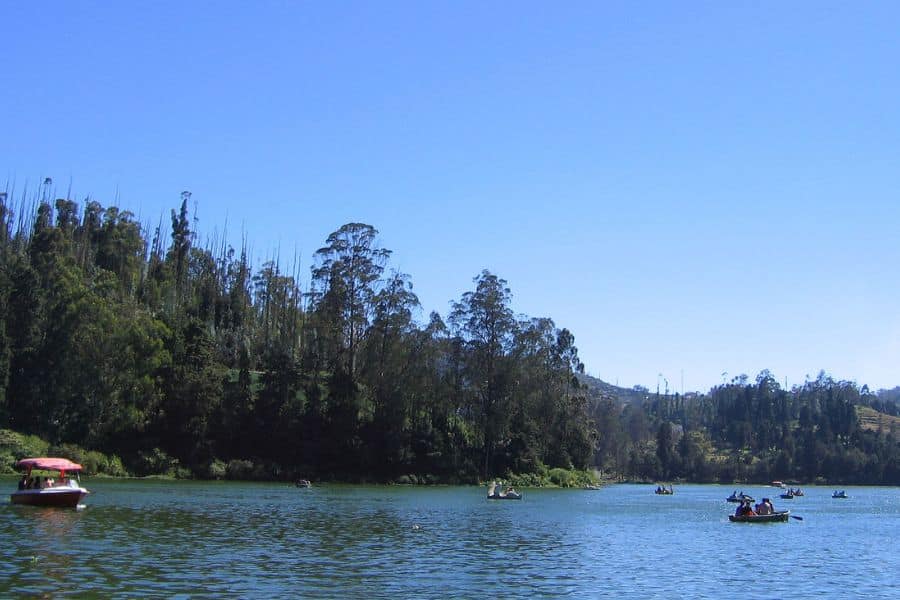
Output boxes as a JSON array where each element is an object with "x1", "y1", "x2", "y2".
[{"x1": 1, "y1": 480, "x2": 898, "y2": 598}]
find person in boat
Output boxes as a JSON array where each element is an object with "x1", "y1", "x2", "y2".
[
  {"x1": 735, "y1": 499, "x2": 756, "y2": 517},
  {"x1": 756, "y1": 498, "x2": 773, "y2": 515}
]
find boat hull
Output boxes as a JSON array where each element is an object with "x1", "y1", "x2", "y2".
[
  {"x1": 10, "y1": 488, "x2": 87, "y2": 508},
  {"x1": 729, "y1": 511, "x2": 790, "y2": 523}
]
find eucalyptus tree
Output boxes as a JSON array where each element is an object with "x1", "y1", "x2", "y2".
[
  {"x1": 309, "y1": 223, "x2": 391, "y2": 473},
  {"x1": 252, "y1": 260, "x2": 303, "y2": 357},
  {"x1": 365, "y1": 270, "x2": 419, "y2": 410},
  {"x1": 310, "y1": 223, "x2": 391, "y2": 380},
  {"x1": 92, "y1": 206, "x2": 145, "y2": 297},
  {"x1": 450, "y1": 270, "x2": 517, "y2": 478},
  {"x1": 360, "y1": 270, "x2": 419, "y2": 476},
  {"x1": 167, "y1": 194, "x2": 192, "y2": 303}
]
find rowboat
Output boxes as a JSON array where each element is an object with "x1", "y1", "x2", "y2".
[
  {"x1": 729, "y1": 511, "x2": 790, "y2": 523},
  {"x1": 780, "y1": 492, "x2": 794, "y2": 500},
  {"x1": 10, "y1": 457, "x2": 89, "y2": 508},
  {"x1": 832, "y1": 491, "x2": 848, "y2": 499}
]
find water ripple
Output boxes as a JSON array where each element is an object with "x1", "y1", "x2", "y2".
[{"x1": 1, "y1": 481, "x2": 898, "y2": 598}]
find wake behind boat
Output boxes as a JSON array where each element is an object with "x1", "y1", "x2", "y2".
[{"x1": 10, "y1": 457, "x2": 89, "y2": 508}]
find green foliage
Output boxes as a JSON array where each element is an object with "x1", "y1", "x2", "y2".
[
  {"x1": 135, "y1": 447, "x2": 187, "y2": 478},
  {"x1": 0, "y1": 429, "x2": 51, "y2": 465},
  {"x1": 205, "y1": 459, "x2": 227, "y2": 480},
  {"x1": 548, "y1": 467, "x2": 574, "y2": 487},
  {"x1": 502, "y1": 467, "x2": 594, "y2": 488},
  {"x1": 48, "y1": 444, "x2": 128, "y2": 476},
  {"x1": 0, "y1": 191, "x2": 893, "y2": 485},
  {"x1": 0, "y1": 431, "x2": 126, "y2": 476},
  {"x1": 582, "y1": 369, "x2": 900, "y2": 485}
]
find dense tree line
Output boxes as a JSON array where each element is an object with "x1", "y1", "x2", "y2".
[
  {"x1": 1, "y1": 188, "x2": 896, "y2": 485},
  {"x1": 586, "y1": 371, "x2": 900, "y2": 485},
  {"x1": 0, "y1": 190, "x2": 594, "y2": 482}
]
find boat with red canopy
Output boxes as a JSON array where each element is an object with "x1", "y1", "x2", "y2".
[{"x1": 10, "y1": 457, "x2": 90, "y2": 508}]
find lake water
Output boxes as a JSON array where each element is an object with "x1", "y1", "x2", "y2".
[{"x1": 1, "y1": 480, "x2": 897, "y2": 598}]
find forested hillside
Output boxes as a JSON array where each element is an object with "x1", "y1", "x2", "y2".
[
  {"x1": 584, "y1": 372, "x2": 900, "y2": 485},
  {"x1": 0, "y1": 189, "x2": 896, "y2": 485},
  {"x1": 0, "y1": 190, "x2": 593, "y2": 482}
]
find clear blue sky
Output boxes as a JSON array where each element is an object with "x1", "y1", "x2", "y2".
[{"x1": 3, "y1": 1, "x2": 899, "y2": 393}]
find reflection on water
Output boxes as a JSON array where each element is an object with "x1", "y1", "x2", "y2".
[{"x1": 1, "y1": 481, "x2": 898, "y2": 598}]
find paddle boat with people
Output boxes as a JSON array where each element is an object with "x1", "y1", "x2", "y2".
[
  {"x1": 832, "y1": 490, "x2": 848, "y2": 499},
  {"x1": 10, "y1": 457, "x2": 90, "y2": 508},
  {"x1": 655, "y1": 484, "x2": 674, "y2": 495},
  {"x1": 780, "y1": 487, "x2": 803, "y2": 499},
  {"x1": 726, "y1": 490, "x2": 754, "y2": 503},
  {"x1": 487, "y1": 481, "x2": 522, "y2": 500}
]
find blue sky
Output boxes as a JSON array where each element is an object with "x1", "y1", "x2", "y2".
[{"x1": 3, "y1": 1, "x2": 899, "y2": 392}]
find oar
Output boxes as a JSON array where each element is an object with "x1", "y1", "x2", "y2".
[{"x1": 790, "y1": 515, "x2": 803, "y2": 521}]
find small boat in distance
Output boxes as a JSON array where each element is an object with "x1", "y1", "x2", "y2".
[
  {"x1": 487, "y1": 481, "x2": 522, "y2": 500},
  {"x1": 771, "y1": 481, "x2": 786, "y2": 489},
  {"x1": 832, "y1": 490, "x2": 848, "y2": 499},
  {"x1": 583, "y1": 483, "x2": 602, "y2": 490},
  {"x1": 655, "y1": 484, "x2": 674, "y2": 495},
  {"x1": 729, "y1": 511, "x2": 790, "y2": 523},
  {"x1": 726, "y1": 491, "x2": 755, "y2": 503},
  {"x1": 295, "y1": 479, "x2": 312, "y2": 488},
  {"x1": 10, "y1": 457, "x2": 89, "y2": 508},
  {"x1": 781, "y1": 487, "x2": 802, "y2": 499}
]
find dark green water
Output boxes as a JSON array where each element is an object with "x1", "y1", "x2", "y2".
[{"x1": 1, "y1": 480, "x2": 898, "y2": 598}]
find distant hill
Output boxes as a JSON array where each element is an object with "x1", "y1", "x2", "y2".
[
  {"x1": 857, "y1": 405, "x2": 900, "y2": 438},
  {"x1": 577, "y1": 373, "x2": 653, "y2": 405}
]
